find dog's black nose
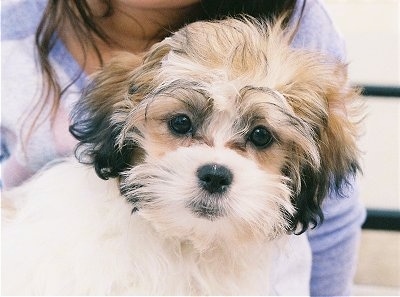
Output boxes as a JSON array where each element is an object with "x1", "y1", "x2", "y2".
[{"x1": 197, "y1": 164, "x2": 233, "y2": 194}]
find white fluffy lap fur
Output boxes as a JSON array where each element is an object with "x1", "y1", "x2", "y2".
[
  {"x1": 2, "y1": 159, "x2": 310, "y2": 295},
  {"x1": 2, "y1": 160, "x2": 135, "y2": 295}
]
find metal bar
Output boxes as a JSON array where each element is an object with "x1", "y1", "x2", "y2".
[
  {"x1": 362, "y1": 209, "x2": 400, "y2": 231},
  {"x1": 359, "y1": 85, "x2": 400, "y2": 98}
]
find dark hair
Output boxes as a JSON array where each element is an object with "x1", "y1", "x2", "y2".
[
  {"x1": 32, "y1": 0, "x2": 298, "y2": 131},
  {"x1": 200, "y1": 0, "x2": 296, "y2": 19}
]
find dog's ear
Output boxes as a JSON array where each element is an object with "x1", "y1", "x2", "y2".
[
  {"x1": 69, "y1": 45, "x2": 171, "y2": 179},
  {"x1": 69, "y1": 53, "x2": 142, "y2": 179},
  {"x1": 286, "y1": 62, "x2": 362, "y2": 233}
]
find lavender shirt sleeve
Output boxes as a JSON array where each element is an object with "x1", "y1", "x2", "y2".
[{"x1": 290, "y1": 1, "x2": 367, "y2": 295}]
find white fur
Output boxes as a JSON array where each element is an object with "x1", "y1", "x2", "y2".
[{"x1": 2, "y1": 159, "x2": 311, "y2": 295}]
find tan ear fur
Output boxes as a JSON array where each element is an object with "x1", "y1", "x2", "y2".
[
  {"x1": 320, "y1": 65, "x2": 362, "y2": 187},
  {"x1": 68, "y1": 52, "x2": 144, "y2": 179},
  {"x1": 321, "y1": 65, "x2": 364, "y2": 192}
]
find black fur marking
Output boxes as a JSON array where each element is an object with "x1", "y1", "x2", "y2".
[
  {"x1": 70, "y1": 116, "x2": 135, "y2": 179},
  {"x1": 291, "y1": 165, "x2": 325, "y2": 234},
  {"x1": 69, "y1": 87, "x2": 136, "y2": 180},
  {"x1": 120, "y1": 183, "x2": 143, "y2": 204}
]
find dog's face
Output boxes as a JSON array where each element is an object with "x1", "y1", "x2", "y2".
[{"x1": 70, "y1": 18, "x2": 361, "y2": 247}]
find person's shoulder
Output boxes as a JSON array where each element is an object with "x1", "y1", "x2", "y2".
[
  {"x1": 290, "y1": 0, "x2": 346, "y2": 61},
  {"x1": 1, "y1": 0, "x2": 47, "y2": 41}
]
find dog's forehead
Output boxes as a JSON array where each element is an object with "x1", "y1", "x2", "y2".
[
  {"x1": 207, "y1": 77, "x2": 242, "y2": 113},
  {"x1": 159, "y1": 53, "x2": 268, "y2": 114}
]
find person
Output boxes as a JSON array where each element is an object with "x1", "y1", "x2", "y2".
[{"x1": 1, "y1": 0, "x2": 366, "y2": 295}]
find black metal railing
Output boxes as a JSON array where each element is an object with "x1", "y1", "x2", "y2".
[
  {"x1": 362, "y1": 209, "x2": 400, "y2": 231},
  {"x1": 358, "y1": 84, "x2": 400, "y2": 231},
  {"x1": 360, "y1": 85, "x2": 400, "y2": 98}
]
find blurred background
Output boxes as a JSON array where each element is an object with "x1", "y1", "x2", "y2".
[{"x1": 325, "y1": 0, "x2": 400, "y2": 295}]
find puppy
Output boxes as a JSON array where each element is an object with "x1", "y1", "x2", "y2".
[{"x1": 2, "y1": 17, "x2": 362, "y2": 295}]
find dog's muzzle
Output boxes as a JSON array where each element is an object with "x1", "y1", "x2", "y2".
[{"x1": 186, "y1": 163, "x2": 233, "y2": 220}]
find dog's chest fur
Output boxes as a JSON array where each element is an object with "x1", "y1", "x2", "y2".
[{"x1": 2, "y1": 160, "x2": 309, "y2": 295}]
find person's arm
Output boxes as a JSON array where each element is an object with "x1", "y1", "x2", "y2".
[
  {"x1": 289, "y1": 0, "x2": 366, "y2": 295},
  {"x1": 308, "y1": 184, "x2": 366, "y2": 295}
]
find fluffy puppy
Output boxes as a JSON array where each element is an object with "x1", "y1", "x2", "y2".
[{"x1": 2, "y1": 17, "x2": 362, "y2": 295}]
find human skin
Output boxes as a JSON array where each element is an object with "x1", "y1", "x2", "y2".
[{"x1": 61, "y1": 0, "x2": 202, "y2": 74}]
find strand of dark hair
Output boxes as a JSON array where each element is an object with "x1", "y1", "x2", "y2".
[{"x1": 26, "y1": 0, "x2": 113, "y2": 142}]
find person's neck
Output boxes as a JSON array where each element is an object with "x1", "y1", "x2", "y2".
[
  {"x1": 60, "y1": 2, "x2": 202, "y2": 74},
  {"x1": 94, "y1": 3, "x2": 202, "y2": 53}
]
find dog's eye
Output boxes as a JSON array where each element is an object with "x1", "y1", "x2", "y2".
[
  {"x1": 249, "y1": 126, "x2": 274, "y2": 148},
  {"x1": 169, "y1": 114, "x2": 193, "y2": 135}
]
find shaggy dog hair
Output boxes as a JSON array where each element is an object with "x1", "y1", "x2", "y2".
[{"x1": 2, "y1": 17, "x2": 362, "y2": 295}]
